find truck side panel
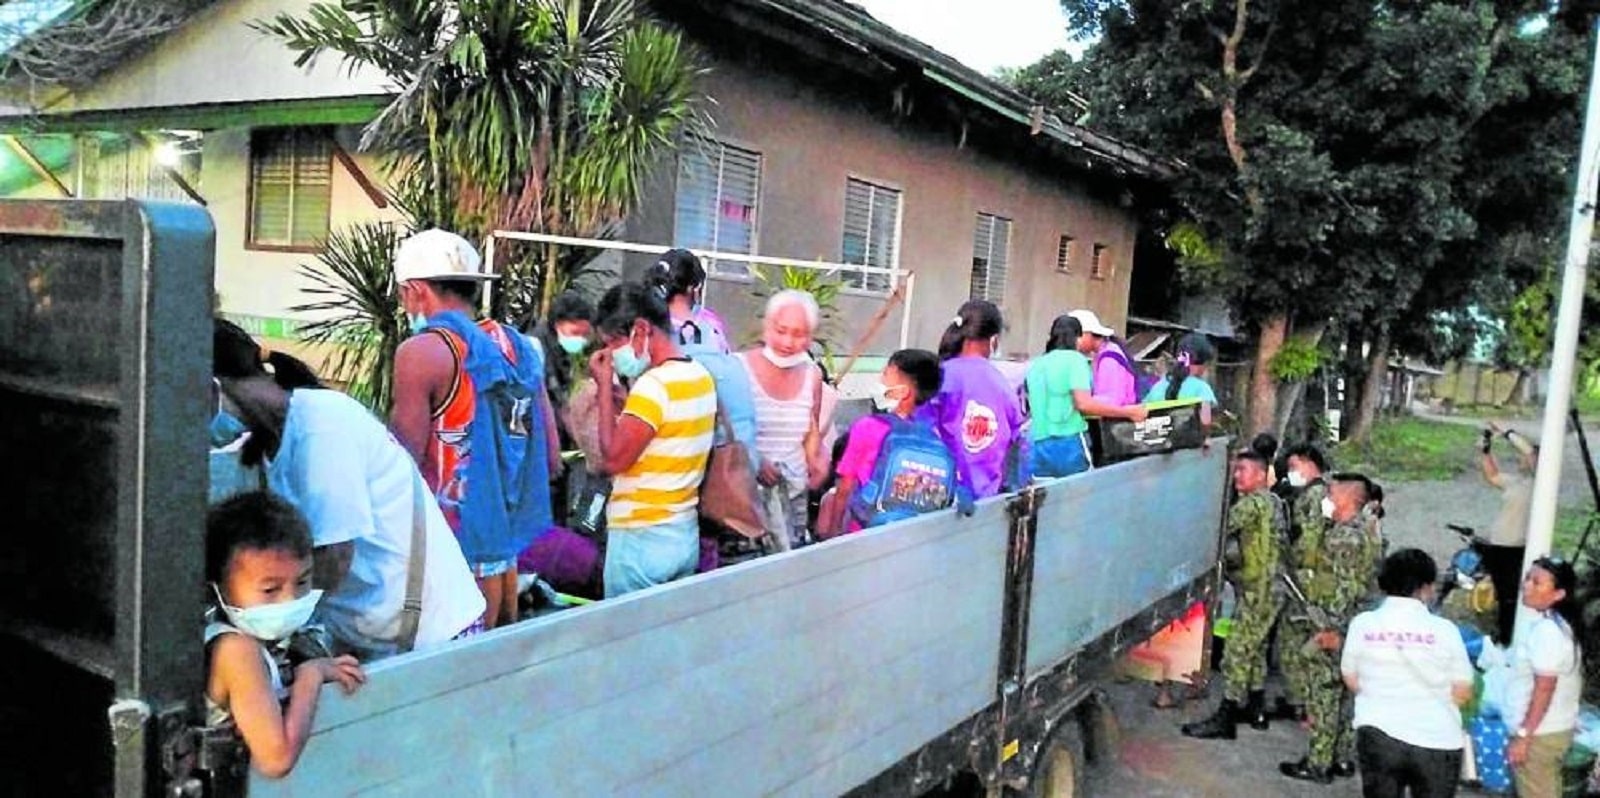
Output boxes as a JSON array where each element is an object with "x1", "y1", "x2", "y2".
[
  {"x1": 1024, "y1": 448, "x2": 1224, "y2": 678},
  {"x1": 250, "y1": 498, "x2": 1011, "y2": 797}
]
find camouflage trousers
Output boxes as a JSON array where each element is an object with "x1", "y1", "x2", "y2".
[
  {"x1": 1281, "y1": 616, "x2": 1354, "y2": 767},
  {"x1": 1221, "y1": 591, "x2": 1283, "y2": 703}
]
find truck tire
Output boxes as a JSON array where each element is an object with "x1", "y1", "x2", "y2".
[{"x1": 1029, "y1": 721, "x2": 1086, "y2": 798}]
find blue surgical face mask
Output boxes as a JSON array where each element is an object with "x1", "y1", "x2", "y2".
[
  {"x1": 558, "y1": 335, "x2": 588, "y2": 356},
  {"x1": 209, "y1": 409, "x2": 248, "y2": 448},
  {"x1": 408, "y1": 313, "x2": 429, "y2": 335},
  {"x1": 212, "y1": 584, "x2": 322, "y2": 642},
  {"x1": 613, "y1": 328, "x2": 650, "y2": 379}
]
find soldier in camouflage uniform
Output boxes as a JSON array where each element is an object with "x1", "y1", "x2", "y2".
[
  {"x1": 1279, "y1": 474, "x2": 1382, "y2": 784},
  {"x1": 1183, "y1": 447, "x2": 1287, "y2": 741},
  {"x1": 1275, "y1": 443, "x2": 1331, "y2": 723}
]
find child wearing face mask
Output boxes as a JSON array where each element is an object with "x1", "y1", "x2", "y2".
[
  {"x1": 816, "y1": 350, "x2": 972, "y2": 538},
  {"x1": 204, "y1": 492, "x2": 367, "y2": 778}
]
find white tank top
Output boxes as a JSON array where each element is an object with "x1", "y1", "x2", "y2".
[
  {"x1": 743, "y1": 354, "x2": 816, "y2": 483},
  {"x1": 203, "y1": 619, "x2": 288, "y2": 727}
]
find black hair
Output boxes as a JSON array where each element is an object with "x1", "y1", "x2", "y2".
[
  {"x1": 1533, "y1": 556, "x2": 1583, "y2": 645},
  {"x1": 1164, "y1": 332, "x2": 1215, "y2": 401},
  {"x1": 648, "y1": 248, "x2": 706, "y2": 302},
  {"x1": 204, "y1": 491, "x2": 314, "y2": 585},
  {"x1": 596, "y1": 282, "x2": 672, "y2": 338},
  {"x1": 938, "y1": 300, "x2": 1004, "y2": 361},
  {"x1": 1045, "y1": 315, "x2": 1082, "y2": 354},
  {"x1": 888, "y1": 348, "x2": 943, "y2": 405},
  {"x1": 1235, "y1": 448, "x2": 1270, "y2": 467},
  {"x1": 213, "y1": 318, "x2": 323, "y2": 391},
  {"x1": 1284, "y1": 442, "x2": 1330, "y2": 474},
  {"x1": 429, "y1": 278, "x2": 482, "y2": 305},
  {"x1": 1377, "y1": 548, "x2": 1438, "y2": 598},
  {"x1": 1329, "y1": 471, "x2": 1377, "y2": 507},
  {"x1": 1250, "y1": 433, "x2": 1278, "y2": 463},
  {"x1": 549, "y1": 291, "x2": 595, "y2": 325}
]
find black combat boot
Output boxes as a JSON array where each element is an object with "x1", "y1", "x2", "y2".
[
  {"x1": 1279, "y1": 758, "x2": 1334, "y2": 785},
  {"x1": 1181, "y1": 699, "x2": 1238, "y2": 740},
  {"x1": 1244, "y1": 690, "x2": 1270, "y2": 731},
  {"x1": 1271, "y1": 696, "x2": 1306, "y2": 722},
  {"x1": 1331, "y1": 761, "x2": 1356, "y2": 779}
]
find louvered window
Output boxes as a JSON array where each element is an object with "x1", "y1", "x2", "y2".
[
  {"x1": 673, "y1": 136, "x2": 761, "y2": 276},
  {"x1": 1091, "y1": 243, "x2": 1110, "y2": 280},
  {"x1": 970, "y1": 213, "x2": 1012, "y2": 302},
  {"x1": 248, "y1": 127, "x2": 332, "y2": 250},
  {"x1": 1056, "y1": 234, "x2": 1074, "y2": 274},
  {"x1": 840, "y1": 177, "x2": 901, "y2": 292}
]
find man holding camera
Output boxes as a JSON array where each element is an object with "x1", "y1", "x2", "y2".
[{"x1": 1479, "y1": 421, "x2": 1539, "y2": 644}]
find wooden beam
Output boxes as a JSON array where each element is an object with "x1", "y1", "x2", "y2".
[
  {"x1": 332, "y1": 141, "x2": 390, "y2": 209},
  {"x1": 136, "y1": 132, "x2": 206, "y2": 207},
  {"x1": 3, "y1": 134, "x2": 73, "y2": 197}
]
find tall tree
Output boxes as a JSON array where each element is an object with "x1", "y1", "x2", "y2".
[
  {"x1": 1043, "y1": 0, "x2": 1587, "y2": 439},
  {"x1": 258, "y1": 0, "x2": 704, "y2": 322}
]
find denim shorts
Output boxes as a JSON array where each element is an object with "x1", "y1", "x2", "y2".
[
  {"x1": 1031, "y1": 433, "x2": 1092, "y2": 479},
  {"x1": 604, "y1": 516, "x2": 700, "y2": 599},
  {"x1": 470, "y1": 558, "x2": 514, "y2": 579}
]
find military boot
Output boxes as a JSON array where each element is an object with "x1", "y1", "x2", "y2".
[
  {"x1": 1181, "y1": 699, "x2": 1238, "y2": 740},
  {"x1": 1243, "y1": 690, "x2": 1270, "y2": 731},
  {"x1": 1270, "y1": 696, "x2": 1306, "y2": 722},
  {"x1": 1279, "y1": 758, "x2": 1334, "y2": 785}
]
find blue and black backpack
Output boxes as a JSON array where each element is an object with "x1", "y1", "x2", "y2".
[{"x1": 847, "y1": 414, "x2": 960, "y2": 530}]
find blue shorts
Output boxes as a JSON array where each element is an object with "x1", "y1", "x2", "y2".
[
  {"x1": 1031, "y1": 433, "x2": 1092, "y2": 479},
  {"x1": 470, "y1": 558, "x2": 515, "y2": 579},
  {"x1": 604, "y1": 516, "x2": 699, "y2": 599}
]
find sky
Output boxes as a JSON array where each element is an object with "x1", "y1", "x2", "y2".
[{"x1": 853, "y1": 0, "x2": 1083, "y2": 76}]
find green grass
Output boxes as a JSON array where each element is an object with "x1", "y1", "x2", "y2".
[
  {"x1": 1333, "y1": 417, "x2": 1481, "y2": 482},
  {"x1": 1555, "y1": 505, "x2": 1600, "y2": 559}
]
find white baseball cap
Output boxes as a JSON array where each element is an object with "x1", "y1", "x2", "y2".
[
  {"x1": 394, "y1": 228, "x2": 496, "y2": 283},
  {"x1": 1069, "y1": 309, "x2": 1115, "y2": 337}
]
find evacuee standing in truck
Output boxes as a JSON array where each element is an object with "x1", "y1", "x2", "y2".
[
  {"x1": 743, "y1": 290, "x2": 832, "y2": 550},
  {"x1": 1275, "y1": 442, "x2": 1331, "y2": 722},
  {"x1": 1183, "y1": 444, "x2": 1287, "y2": 741},
  {"x1": 1069, "y1": 308, "x2": 1143, "y2": 407},
  {"x1": 1144, "y1": 333, "x2": 1217, "y2": 436},
  {"x1": 213, "y1": 320, "x2": 486, "y2": 660},
  {"x1": 651, "y1": 248, "x2": 731, "y2": 354},
  {"x1": 817, "y1": 349, "x2": 970, "y2": 537},
  {"x1": 204, "y1": 492, "x2": 366, "y2": 778},
  {"x1": 1026, "y1": 315, "x2": 1148, "y2": 479},
  {"x1": 391, "y1": 229, "x2": 558, "y2": 630},
  {"x1": 1279, "y1": 473, "x2": 1382, "y2": 784},
  {"x1": 590, "y1": 283, "x2": 718, "y2": 597},
  {"x1": 924, "y1": 300, "x2": 1027, "y2": 498}
]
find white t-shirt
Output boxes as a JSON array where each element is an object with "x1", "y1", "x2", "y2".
[
  {"x1": 1488, "y1": 472, "x2": 1534, "y2": 547},
  {"x1": 268, "y1": 390, "x2": 485, "y2": 658},
  {"x1": 1341, "y1": 597, "x2": 1474, "y2": 751},
  {"x1": 1502, "y1": 613, "x2": 1583, "y2": 735}
]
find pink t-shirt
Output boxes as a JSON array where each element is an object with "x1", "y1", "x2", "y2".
[
  {"x1": 836, "y1": 415, "x2": 895, "y2": 532},
  {"x1": 1091, "y1": 342, "x2": 1139, "y2": 407}
]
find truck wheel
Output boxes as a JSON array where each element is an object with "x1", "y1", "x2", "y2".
[{"x1": 1030, "y1": 722, "x2": 1086, "y2": 798}]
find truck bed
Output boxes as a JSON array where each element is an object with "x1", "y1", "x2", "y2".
[{"x1": 251, "y1": 446, "x2": 1225, "y2": 797}]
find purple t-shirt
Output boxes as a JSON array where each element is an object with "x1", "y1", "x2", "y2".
[
  {"x1": 916, "y1": 356, "x2": 1024, "y2": 499},
  {"x1": 1092, "y1": 342, "x2": 1139, "y2": 407}
]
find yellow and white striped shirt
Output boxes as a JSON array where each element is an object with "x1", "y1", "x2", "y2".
[{"x1": 608, "y1": 359, "x2": 717, "y2": 529}]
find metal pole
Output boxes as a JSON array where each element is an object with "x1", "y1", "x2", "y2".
[{"x1": 1515, "y1": 17, "x2": 1600, "y2": 642}]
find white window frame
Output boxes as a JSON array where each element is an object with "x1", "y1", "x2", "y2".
[
  {"x1": 247, "y1": 126, "x2": 333, "y2": 252},
  {"x1": 672, "y1": 134, "x2": 762, "y2": 279},
  {"x1": 1091, "y1": 242, "x2": 1111, "y2": 280},
  {"x1": 839, "y1": 174, "x2": 904, "y2": 295},
  {"x1": 1056, "y1": 233, "x2": 1075, "y2": 274},
  {"x1": 970, "y1": 212, "x2": 1012, "y2": 302}
]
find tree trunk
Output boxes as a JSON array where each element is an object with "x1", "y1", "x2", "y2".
[
  {"x1": 1249, "y1": 314, "x2": 1288, "y2": 436},
  {"x1": 1271, "y1": 319, "x2": 1328, "y2": 441},
  {"x1": 1341, "y1": 323, "x2": 1366, "y2": 438},
  {"x1": 1508, "y1": 369, "x2": 1530, "y2": 407},
  {"x1": 1345, "y1": 329, "x2": 1391, "y2": 444}
]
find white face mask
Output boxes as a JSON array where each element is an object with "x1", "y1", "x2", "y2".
[
  {"x1": 870, "y1": 382, "x2": 905, "y2": 412},
  {"x1": 1320, "y1": 497, "x2": 1336, "y2": 520},
  {"x1": 213, "y1": 584, "x2": 322, "y2": 642},
  {"x1": 1286, "y1": 470, "x2": 1308, "y2": 489},
  {"x1": 762, "y1": 346, "x2": 811, "y2": 369}
]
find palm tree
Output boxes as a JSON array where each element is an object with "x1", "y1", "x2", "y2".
[
  {"x1": 257, "y1": 0, "x2": 703, "y2": 319},
  {"x1": 293, "y1": 221, "x2": 408, "y2": 414}
]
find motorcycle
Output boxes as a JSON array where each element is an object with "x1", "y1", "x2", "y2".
[{"x1": 1435, "y1": 523, "x2": 1499, "y2": 639}]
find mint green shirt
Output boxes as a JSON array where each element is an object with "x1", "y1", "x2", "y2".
[{"x1": 1026, "y1": 349, "x2": 1093, "y2": 440}]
